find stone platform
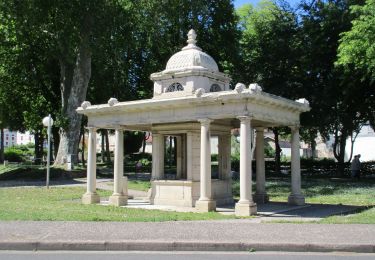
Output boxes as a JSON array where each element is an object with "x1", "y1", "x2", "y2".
[{"x1": 100, "y1": 198, "x2": 363, "y2": 222}]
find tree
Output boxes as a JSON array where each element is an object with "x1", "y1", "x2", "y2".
[
  {"x1": 0, "y1": 1, "x2": 135, "y2": 167},
  {"x1": 336, "y1": 0, "x2": 375, "y2": 128},
  {"x1": 1, "y1": 0, "x2": 240, "y2": 169},
  {"x1": 237, "y1": 0, "x2": 302, "y2": 172},
  {"x1": 0, "y1": 1, "x2": 66, "y2": 163},
  {"x1": 299, "y1": 0, "x2": 368, "y2": 175},
  {"x1": 337, "y1": 0, "x2": 375, "y2": 79}
]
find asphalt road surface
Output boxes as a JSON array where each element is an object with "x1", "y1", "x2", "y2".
[{"x1": 0, "y1": 251, "x2": 374, "y2": 260}]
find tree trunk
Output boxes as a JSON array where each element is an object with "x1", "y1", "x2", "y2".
[
  {"x1": 347, "y1": 130, "x2": 361, "y2": 163},
  {"x1": 34, "y1": 130, "x2": 44, "y2": 165},
  {"x1": 105, "y1": 130, "x2": 111, "y2": 163},
  {"x1": 51, "y1": 127, "x2": 59, "y2": 161},
  {"x1": 310, "y1": 139, "x2": 316, "y2": 158},
  {"x1": 101, "y1": 129, "x2": 105, "y2": 163},
  {"x1": 273, "y1": 128, "x2": 281, "y2": 174},
  {"x1": 333, "y1": 128, "x2": 348, "y2": 177},
  {"x1": 0, "y1": 128, "x2": 4, "y2": 163},
  {"x1": 54, "y1": 28, "x2": 92, "y2": 168}
]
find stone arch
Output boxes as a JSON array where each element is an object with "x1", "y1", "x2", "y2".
[
  {"x1": 210, "y1": 84, "x2": 222, "y2": 92},
  {"x1": 166, "y1": 83, "x2": 184, "y2": 92}
]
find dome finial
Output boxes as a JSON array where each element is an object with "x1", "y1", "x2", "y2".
[
  {"x1": 187, "y1": 29, "x2": 197, "y2": 45},
  {"x1": 182, "y1": 29, "x2": 201, "y2": 51}
]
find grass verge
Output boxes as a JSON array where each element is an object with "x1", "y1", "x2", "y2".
[
  {"x1": 0, "y1": 186, "x2": 233, "y2": 222},
  {"x1": 321, "y1": 207, "x2": 375, "y2": 224},
  {"x1": 236, "y1": 177, "x2": 375, "y2": 224}
]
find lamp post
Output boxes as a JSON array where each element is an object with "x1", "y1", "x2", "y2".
[{"x1": 42, "y1": 115, "x2": 54, "y2": 189}]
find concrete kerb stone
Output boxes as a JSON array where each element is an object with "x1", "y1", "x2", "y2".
[
  {"x1": 0, "y1": 241, "x2": 38, "y2": 251},
  {"x1": 0, "y1": 240, "x2": 374, "y2": 253}
]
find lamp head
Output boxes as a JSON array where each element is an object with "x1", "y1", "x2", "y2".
[{"x1": 42, "y1": 116, "x2": 54, "y2": 127}]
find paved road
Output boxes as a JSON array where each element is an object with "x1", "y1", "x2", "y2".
[{"x1": 0, "y1": 251, "x2": 373, "y2": 260}]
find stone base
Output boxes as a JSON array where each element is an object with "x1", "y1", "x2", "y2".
[
  {"x1": 288, "y1": 194, "x2": 305, "y2": 206},
  {"x1": 109, "y1": 194, "x2": 128, "y2": 206},
  {"x1": 150, "y1": 180, "x2": 232, "y2": 207},
  {"x1": 235, "y1": 201, "x2": 257, "y2": 216},
  {"x1": 195, "y1": 200, "x2": 216, "y2": 212},
  {"x1": 82, "y1": 192, "x2": 100, "y2": 204},
  {"x1": 253, "y1": 193, "x2": 269, "y2": 204}
]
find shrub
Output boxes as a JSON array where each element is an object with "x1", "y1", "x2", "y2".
[
  {"x1": 264, "y1": 142, "x2": 275, "y2": 158},
  {"x1": 126, "y1": 153, "x2": 152, "y2": 163},
  {"x1": 4, "y1": 148, "x2": 25, "y2": 162},
  {"x1": 26, "y1": 142, "x2": 35, "y2": 149},
  {"x1": 140, "y1": 158, "x2": 151, "y2": 166}
]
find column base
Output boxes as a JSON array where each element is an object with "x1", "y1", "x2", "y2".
[
  {"x1": 195, "y1": 200, "x2": 216, "y2": 212},
  {"x1": 82, "y1": 192, "x2": 100, "y2": 204},
  {"x1": 253, "y1": 193, "x2": 269, "y2": 204},
  {"x1": 288, "y1": 194, "x2": 305, "y2": 206},
  {"x1": 235, "y1": 201, "x2": 257, "y2": 216},
  {"x1": 109, "y1": 194, "x2": 128, "y2": 206}
]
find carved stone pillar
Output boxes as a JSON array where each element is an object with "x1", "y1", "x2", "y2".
[
  {"x1": 218, "y1": 134, "x2": 231, "y2": 180},
  {"x1": 176, "y1": 135, "x2": 182, "y2": 179},
  {"x1": 186, "y1": 132, "x2": 193, "y2": 181},
  {"x1": 195, "y1": 119, "x2": 216, "y2": 212},
  {"x1": 235, "y1": 116, "x2": 257, "y2": 216},
  {"x1": 288, "y1": 126, "x2": 305, "y2": 205},
  {"x1": 152, "y1": 133, "x2": 164, "y2": 180},
  {"x1": 82, "y1": 127, "x2": 100, "y2": 204},
  {"x1": 109, "y1": 128, "x2": 128, "y2": 206},
  {"x1": 254, "y1": 127, "x2": 269, "y2": 203}
]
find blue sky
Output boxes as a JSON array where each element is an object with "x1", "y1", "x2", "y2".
[{"x1": 234, "y1": 0, "x2": 300, "y2": 9}]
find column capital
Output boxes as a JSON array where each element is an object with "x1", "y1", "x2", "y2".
[
  {"x1": 198, "y1": 118, "x2": 213, "y2": 125},
  {"x1": 289, "y1": 125, "x2": 300, "y2": 132},
  {"x1": 106, "y1": 124, "x2": 123, "y2": 131},
  {"x1": 237, "y1": 115, "x2": 252, "y2": 122},
  {"x1": 255, "y1": 127, "x2": 264, "y2": 132},
  {"x1": 85, "y1": 126, "x2": 97, "y2": 132},
  {"x1": 114, "y1": 127, "x2": 124, "y2": 132}
]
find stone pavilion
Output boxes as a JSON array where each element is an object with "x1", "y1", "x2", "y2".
[{"x1": 77, "y1": 29, "x2": 310, "y2": 216}]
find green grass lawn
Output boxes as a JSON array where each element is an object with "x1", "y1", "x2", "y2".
[
  {"x1": 127, "y1": 180, "x2": 151, "y2": 191},
  {"x1": 232, "y1": 177, "x2": 375, "y2": 224},
  {"x1": 232, "y1": 177, "x2": 375, "y2": 206},
  {"x1": 1, "y1": 172, "x2": 374, "y2": 223},
  {"x1": 321, "y1": 207, "x2": 375, "y2": 224},
  {"x1": 103, "y1": 180, "x2": 151, "y2": 192},
  {"x1": 0, "y1": 186, "x2": 233, "y2": 222}
]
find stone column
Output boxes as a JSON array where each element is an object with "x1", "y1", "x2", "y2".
[
  {"x1": 181, "y1": 134, "x2": 187, "y2": 179},
  {"x1": 82, "y1": 127, "x2": 100, "y2": 204},
  {"x1": 218, "y1": 134, "x2": 231, "y2": 180},
  {"x1": 109, "y1": 128, "x2": 127, "y2": 206},
  {"x1": 235, "y1": 116, "x2": 257, "y2": 216},
  {"x1": 186, "y1": 132, "x2": 193, "y2": 180},
  {"x1": 152, "y1": 133, "x2": 164, "y2": 180},
  {"x1": 254, "y1": 127, "x2": 269, "y2": 203},
  {"x1": 195, "y1": 119, "x2": 216, "y2": 212},
  {"x1": 176, "y1": 135, "x2": 182, "y2": 179},
  {"x1": 288, "y1": 126, "x2": 305, "y2": 205}
]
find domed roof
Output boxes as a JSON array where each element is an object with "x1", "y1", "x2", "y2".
[{"x1": 164, "y1": 30, "x2": 219, "y2": 73}]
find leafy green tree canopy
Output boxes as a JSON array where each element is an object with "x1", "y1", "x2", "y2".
[{"x1": 337, "y1": 0, "x2": 375, "y2": 79}]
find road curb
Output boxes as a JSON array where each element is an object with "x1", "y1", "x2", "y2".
[{"x1": 0, "y1": 240, "x2": 374, "y2": 253}]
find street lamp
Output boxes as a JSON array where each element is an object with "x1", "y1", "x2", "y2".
[{"x1": 42, "y1": 115, "x2": 54, "y2": 189}]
